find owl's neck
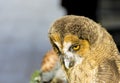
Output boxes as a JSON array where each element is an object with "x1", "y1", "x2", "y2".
[{"x1": 66, "y1": 62, "x2": 97, "y2": 83}]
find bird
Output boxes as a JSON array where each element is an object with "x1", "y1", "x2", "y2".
[
  {"x1": 39, "y1": 49, "x2": 67, "y2": 83},
  {"x1": 48, "y1": 15, "x2": 120, "y2": 83}
]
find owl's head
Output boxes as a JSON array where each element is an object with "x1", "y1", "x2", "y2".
[{"x1": 48, "y1": 15, "x2": 116, "y2": 70}]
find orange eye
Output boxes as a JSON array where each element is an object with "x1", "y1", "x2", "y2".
[{"x1": 72, "y1": 45, "x2": 80, "y2": 51}]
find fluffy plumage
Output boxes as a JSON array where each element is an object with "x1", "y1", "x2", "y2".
[{"x1": 48, "y1": 15, "x2": 120, "y2": 83}]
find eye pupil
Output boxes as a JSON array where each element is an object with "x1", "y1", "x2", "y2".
[{"x1": 73, "y1": 45, "x2": 80, "y2": 51}]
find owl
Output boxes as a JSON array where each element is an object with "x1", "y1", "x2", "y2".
[
  {"x1": 48, "y1": 15, "x2": 120, "y2": 83},
  {"x1": 39, "y1": 49, "x2": 67, "y2": 83}
]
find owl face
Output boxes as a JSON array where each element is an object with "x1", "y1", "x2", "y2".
[
  {"x1": 48, "y1": 15, "x2": 102, "y2": 70},
  {"x1": 49, "y1": 33, "x2": 90, "y2": 69},
  {"x1": 48, "y1": 15, "x2": 120, "y2": 83}
]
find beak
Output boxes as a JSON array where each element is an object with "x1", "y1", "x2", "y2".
[{"x1": 63, "y1": 55, "x2": 75, "y2": 69}]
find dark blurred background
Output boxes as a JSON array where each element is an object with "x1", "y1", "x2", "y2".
[{"x1": 0, "y1": 0, "x2": 120, "y2": 83}]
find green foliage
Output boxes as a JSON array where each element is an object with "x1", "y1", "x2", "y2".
[{"x1": 30, "y1": 70, "x2": 41, "y2": 83}]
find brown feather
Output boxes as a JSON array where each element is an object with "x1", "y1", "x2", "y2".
[{"x1": 48, "y1": 15, "x2": 120, "y2": 83}]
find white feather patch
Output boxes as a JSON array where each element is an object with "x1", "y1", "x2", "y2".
[{"x1": 63, "y1": 42, "x2": 83, "y2": 69}]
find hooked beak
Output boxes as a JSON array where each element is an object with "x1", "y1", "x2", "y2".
[{"x1": 63, "y1": 55, "x2": 75, "y2": 69}]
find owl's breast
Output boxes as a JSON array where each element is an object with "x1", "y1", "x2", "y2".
[{"x1": 66, "y1": 64, "x2": 97, "y2": 83}]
